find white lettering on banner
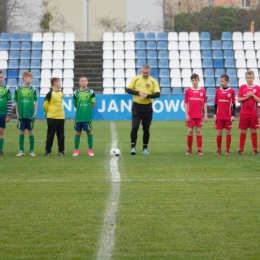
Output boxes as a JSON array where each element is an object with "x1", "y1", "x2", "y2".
[
  {"x1": 63, "y1": 99, "x2": 72, "y2": 111},
  {"x1": 108, "y1": 100, "x2": 119, "y2": 112},
  {"x1": 121, "y1": 100, "x2": 132, "y2": 112},
  {"x1": 152, "y1": 99, "x2": 185, "y2": 113},
  {"x1": 98, "y1": 100, "x2": 106, "y2": 113}
]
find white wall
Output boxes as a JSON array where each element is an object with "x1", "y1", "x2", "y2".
[{"x1": 126, "y1": 0, "x2": 164, "y2": 32}]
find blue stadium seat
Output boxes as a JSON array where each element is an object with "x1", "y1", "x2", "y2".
[
  {"x1": 1, "y1": 33, "x2": 10, "y2": 41},
  {"x1": 158, "y1": 59, "x2": 168, "y2": 69},
  {"x1": 136, "y1": 50, "x2": 146, "y2": 59},
  {"x1": 213, "y1": 51, "x2": 223, "y2": 59},
  {"x1": 1, "y1": 70, "x2": 7, "y2": 77},
  {"x1": 222, "y1": 32, "x2": 232, "y2": 41},
  {"x1": 9, "y1": 51, "x2": 19, "y2": 59},
  {"x1": 31, "y1": 51, "x2": 42, "y2": 59},
  {"x1": 206, "y1": 87, "x2": 216, "y2": 95},
  {"x1": 201, "y1": 51, "x2": 212, "y2": 59},
  {"x1": 21, "y1": 33, "x2": 32, "y2": 42},
  {"x1": 7, "y1": 78, "x2": 17, "y2": 88},
  {"x1": 172, "y1": 87, "x2": 183, "y2": 94},
  {"x1": 147, "y1": 59, "x2": 157, "y2": 68},
  {"x1": 161, "y1": 87, "x2": 171, "y2": 94},
  {"x1": 205, "y1": 78, "x2": 216, "y2": 87},
  {"x1": 146, "y1": 32, "x2": 156, "y2": 41},
  {"x1": 30, "y1": 69, "x2": 41, "y2": 79},
  {"x1": 226, "y1": 68, "x2": 237, "y2": 77},
  {"x1": 0, "y1": 42, "x2": 9, "y2": 50},
  {"x1": 136, "y1": 69, "x2": 141, "y2": 75},
  {"x1": 213, "y1": 59, "x2": 224, "y2": 68},
  {"x1": 11, "y1": 33, "x2": 20, "y2": 41},
  {"x1": 224, "y1": 59, "x2": 235, "y2": 68},
  {"x1": 223, "y1": 50, "x2": 234, "y2": 59},
  {"x1": 147, "y1": 51, "x2": 157, "y2": 59},
  {"x1": 200, "y1": 32, "x2": 210, "y2": 41},
  {"x1": 8, "y1": 60, "x2": 18, "y2": 69},
  {"x1": 157, "y1": 32, "x2": 167, "y2": 41},
  {"x1": 233, "y1": 87, "x2": 238, "y2": 96},
  {"x1": 20, "y1": 51, "x2": 30, "y2": 59},
  {"x1": 228, "y1": 77, "x2": 238, "y2": 87},
  {"x1": 31, "y1": 78, "x2": 40, "y2": 88},
  {"x1": 30, "y1": 59, "x2": 41, "y2": 69},
  {"x1": 136, "y1": 59, "x2": 146, "y2": 69},
  {"x1": 157, "y1": 41, "x2": 167, "y2": 50},
  {"x1": 7, "y1": 69, "x2": 18, "y2": 79},
  {"x1": 211, "y1": 41, "x2": 221, "y2": 50},
  {"x1": 18, "y1": 69, "x2": 27, "y2": 78},
  {"x1": 222, "y1": 41, "x2": 232, "y2": 50},
  {"x1": 150, "y1": 68, "x2": 159, "y2": 78},
  {"x1": 160, "y1": 78, "x2": 171, "y2": 87},
  {"x1": 146, "y1": 41, "x2": 156, "y2": 50},
  {"x1": 215, "y1": 69, "x2": 225, "y2": 78},
  {"x1": 135, "y1": 32, "x2": 145, "y2": 41},
  {"x1": 32, "y1": 42, "x2": 42, "y2": 50},
  {"x1": 18, "y1": 79, "x2": 23, "y2": 86},
  {"x1": 204, "y1": 69, "x2": 214, "y2": 78},
  {"x1": 135, "y1": 41, "x2": 145, "y2": 50},
  {"x1": 10, "y1": 42, "x2": 20, "y2": 50},
  {"x1": 21, "y1": 42, "x2": 31, "y2": 50},
  {"x1": 159, "y1": 69, "x2": 170, "y2": 78},
  {"x1": 202, "y1": 59, "x2": 213, "y2": 68},
  {"x1": 158, "y1": 50, "x2": 168, "y2": 59},
  {"x1": 201, "y1": 41, "x2": 211, "y2": 50},
  {"x1": 19, "y1": 60, "x2": 30, "y2": 69}
]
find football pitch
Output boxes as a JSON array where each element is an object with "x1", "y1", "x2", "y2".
[{"x1": 0, "y1": 120, "x2": 260, "y2": 260}]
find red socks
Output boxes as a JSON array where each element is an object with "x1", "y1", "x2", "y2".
[
  {"x1": 251, "y1": 132, "x2": 257, "y2": 151},
  {"x1": 226, "y1": 135, "x2": 231, "y2": 151},
  {"x1": 239, "y1": 133, "x2": 246, "y2": 152},
  {"x1": 187, "y1": 135, "x2": 193, "y2": 150},
  {"x1": 216, "y1": 135, "x2": 222, "y2": 151},
  {"x1": 196, "y1": 135, "x2": 202, "y2": 150}
]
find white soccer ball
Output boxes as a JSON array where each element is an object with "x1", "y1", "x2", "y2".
[{"x1": 110, "y1": 148, "x2": 121, "y2": 157}]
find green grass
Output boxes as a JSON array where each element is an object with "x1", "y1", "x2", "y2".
[{"x1": 0, "y1": 120, "x2": 260, "y2": 259}]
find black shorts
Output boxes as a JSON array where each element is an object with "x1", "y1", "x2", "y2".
[{"x1": 132, "y1": 102, "x2": 153, "y2": 126}]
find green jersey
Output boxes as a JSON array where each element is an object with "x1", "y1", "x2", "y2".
[
  {"x1": 0, "y1": 85, "x2": 11, "y2": 115},
  {"x1": 14, "y1": 86, "x2": 37, "y2": 119},
  {"x1": 73, "y1": 88, "x2": 96, "y2": 122}
]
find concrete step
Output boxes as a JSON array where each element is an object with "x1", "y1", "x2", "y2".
[{"x1": 74, "y1": 58, "x2": 103, "y2": 64}]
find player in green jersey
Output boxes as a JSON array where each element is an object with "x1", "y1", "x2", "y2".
[
  {"x1": 14, "y1": 72, "x2": 38, "y2": 156},
  {"x1": 0, "y1": 70, "x2": 12, "y2": 156},
  {"x1": 73, "y1": 77, "x2": 96, "y2": 156}
]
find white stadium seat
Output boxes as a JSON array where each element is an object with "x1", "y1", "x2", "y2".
[
  {"x1": 114, "y1": 78, "x2": 125, "y2": 88},
  {"x1": 190, "y1": 41, "x2": 200, "y2": 50},
  {"x1": 53, "y1": 41, "x2": 64, "y2": 51},
  {"x1": 125, "y1": 69, "x2": 136, "y2": 78},
  {"x1": 235, "y1": 59, "x2": 246, "y2": 68},
  {"x1": 63, "y1": 88, "x2": 73, "y2": 95},
  {"x1": 254, "y1": 41, "x2": 260, "y2": 50},
  {"x1": 53, "y1": 50, "x2": 63, "y2": 60},
  {"x1": 181, "y1": 69, "x2": 192, "y2": 78},
  {"x1": 233, "y1": 41, "x2": 243, "y2": 50},
  {"x1": 169, "y1": 59, "x2": 180, "y2": 68},
  {"x1": 114, "y1": 69, "x2": 124, "y2": 78},
  {"x1": 190, "y1": 50, "x2": 201, "y2": 59},
  {"x1": 62, "y1": 78, "x2": 74, "y2": 88},
  {"x1": 40, "y1": 88, "x2": 50, "y2": 96},
  {"x1": 180, "y1": 59, "x2": 191, "y2": 68},
  {"x1": 114, "y1": 32, "x2": 124, "y2": 41},
  {"x1": 103, "y1": 69, "x2": 114, "y2": 78},
  {"x1": 32, "y1": 33, "x2": 42, "y2": 42},
  {"x1": 168, "y1": 42, "x2": 178, "y2": 50},
  {"x1": 189, "y1": 32, "x2": 200, "y2": 41},
  {"x1": 43, "y1": 32, "x2": 53, "y2": 42},
  {"x1": 103, "y1": 88, "x2": 114, "y2": 94},
  {"x1": 41, "y1": 60, "x2": 52, "y2": 69},
  {"x1": 247, "y1": 58, "x2": 257, "y2": 68},
  {"x1": 125, "y1": 50, "x2": 135, "y2": 59},
  {"x1": 41, "y1": 69, "x2": 52, "y2": 79},
  {"x1": 115, "y1": 88, "x2": 125, "y2": 94},
  {"x1": 171, "y1": 78, "x2": 182, "y2": 87},
  {"x1": 180, "y1": 51, "x2": 190, "y2": 59},
  {"x1": 53, "y1": 60, "x2": 63, "y2": 69},
  {"x1": 42, "y1": 50, "x2": 52, "y2": 60},
  {"x1": 103, "y1": 41, "x2": 113, "y2": 50},
  {"x1": 114, "y1": 41, "x2": 124, "y2": 50},
  {"x1": 0, "y1": 51, "x2": 8, "y2": 60},
  {"x1": 234, "y1": 50, "x2": 245, "y2": 59},
  {"x1": 170, "y1": 69, "x2": 181, "y2": 78},
  {"x1": 63, "y1": 69, "x2": 74, "y2": 79},
  {"x1": 244, "y1": 41, "x2": 254, "y2": 50},
  {"x1": 168, "y1": 32, "x2": 178, "y2": 41},
  {"x1": 125, "y1": 59, "x2": 135, "y2": 69},
  {"x1": 64, "y1": 50, "x2": 74, "y2": 59},
  {"x1": 103, "y1": 32, "x2": 113, "y2": 41},
  {"x1": 191, "y1": 59, "x2": 202, "y2": 68},
  {"x1": 42, "y1": 42, "x2": 53, "y2": 50},
  {"x1": 124, "y1": 41, "x2": 135, "y2": 50},
  {"x1": 243, "y1": 32, "x2": 253, "y2": 41},
  {"x1": 182, "y1": 78, "x2": 191, "y2": 87},
  {"x1": 40, "y1": 78, "x2": 51, "y2": 88},
  {"x1": 248, "y1": 68, "x2": 259, "y2": 77},
  {"x1": 124, "y1": 32, "x2": 135, "y2": 41},
  {"x1": 103, "y1": 78, "x2": 113, "y2": 88},
  {"x1": 193, "y1": 69, "x2": 203, "y2": 78},
  {"x1": 114, "y1": 50, "x2": 124, "y2": 59},
  {"x1": 103, "y1": 50, "x2": 113, "y2": 59},
  {"x1": 178, "y1": 41, "x2": 189, "y2": 50},
  {"x1": 63, "y1": 60, "x2": 74, "y2": 69},
  {"x1": 0, "y1": 60, "x2": 7, "y2": 69},
  {"x1": 64, "y1": 42, "x2": 75, "y2": 50},
  {"x1": 52, "y1": 69, "x2": 63, "y2": 78},
  {"x1": 103, "y1": 59, "x2": 113, "y2": 69},
  {"x1": 232, "y1": 32, "x2": 243, "y2": 41},
  {"x1": 169, "y1": 50, "x2": 179, "y2": 59},
  {"x1": 54, "y1": 32, "x2": 64, "y2": 42},
  {"x1": 64, "y1": 33, "x2": 75, "y2": 42},
  {"x1": 237, "y1": 69, "x2": 247, "y2": 78},
  {"x1": 254, "y1": 32, "x2": 260, "y2": 41},
  {"x1": 179, "y1": 32, "x2": 189, "y2": 41},
  {"x1": 114, "y1": 59, "x2": 124, "y2": 69}
]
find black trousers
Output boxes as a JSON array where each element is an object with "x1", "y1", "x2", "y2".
[{"x1": 45, "y1": 118, "x2": 65, "y2": 153}]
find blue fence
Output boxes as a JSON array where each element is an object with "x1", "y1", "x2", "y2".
[{"x1": 36, "y1": 94, "x2": 185, "y2": 120}]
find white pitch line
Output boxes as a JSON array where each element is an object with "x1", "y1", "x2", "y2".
[{"x1": 96, "y1": 122, "x2": 120, "y2": 260}]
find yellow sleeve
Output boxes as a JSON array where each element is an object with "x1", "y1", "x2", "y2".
[
  {"x1": 127, "y1": 76, "x2": 138, "y2": 90},
  {"x1": 43, "y1": 100, "x2": 49, "y2": 115}
]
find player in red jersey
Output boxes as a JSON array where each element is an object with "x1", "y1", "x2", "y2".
[
  {"x1": 213, "y1": 74, "x2": 236, "y2": 156},
  {"x1": 184, "y1": 73, "x2": 208, "y2": 155},
  {"x1": 237, "y1": 70, "x2": 260, "y2": 155}
]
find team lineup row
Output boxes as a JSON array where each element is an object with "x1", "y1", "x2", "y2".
[{"x1": 0, "y1": 66, "x2": 259, "y2": 156}]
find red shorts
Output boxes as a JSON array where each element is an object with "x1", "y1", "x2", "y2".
[
  {"x1": 186, "y1": 118, "x2": 203, "y2": 128},
  {"x1": 215, "y1": 119, "x2": 232, "y2": 130},
  {"x1": 239, "y1": 113, "x2": 259, "y2": 130}
]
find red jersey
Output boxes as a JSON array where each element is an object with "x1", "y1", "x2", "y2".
[
  {"x1": 214, "y1": 87, "x2": 236, "y2": 120},
  {"x1": 238, "y1": 84, "x2": 260, "y2": 115},
  {"x1": 184, "y1": 87, "x2": 206, "y2": 118}
]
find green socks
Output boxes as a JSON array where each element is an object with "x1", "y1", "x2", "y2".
[
  {"x1": 29, "y1": 135, "x2": 34, "y2": 152},
  {"x1": 19, "y1": 135, "x2": 24, "y2": 152},
  {"x1": 88, "y1": 134, "x2": 93, "y2": 149},
  {"x1": 0, "y1": 138, "x2": 4, "y2": 151},
  {"x1": 74, "y1": 135, "x2": 80, "y2": 149}
]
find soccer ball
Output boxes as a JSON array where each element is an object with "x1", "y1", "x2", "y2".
[{"x1": 110, "y1": 148, "x2": 121, "y2": 157}]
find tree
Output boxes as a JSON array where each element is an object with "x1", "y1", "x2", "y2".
[{"x1": 39, "y1": 0, "x2": 73, "y2": 33}]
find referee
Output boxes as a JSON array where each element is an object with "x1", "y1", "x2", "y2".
[{"x1": 126, "y1": 64, "x2": 160, "y2": 155}]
